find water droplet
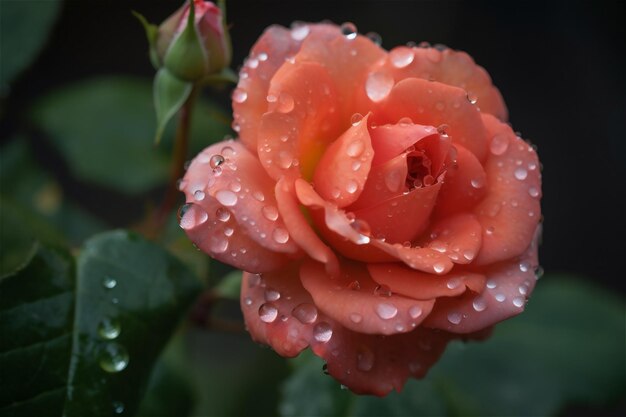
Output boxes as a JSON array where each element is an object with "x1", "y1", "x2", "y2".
[
  {"x1": 528, "y1": 186, "x2": 540, "y2": 198},
  {"x1": 350, "y1": 312, "x2": 363, "y2": 323},
  {"x1": 276, "y1": 92, "x2": 295, "y2": 113},
  {"x1": 253, "y1": 191, "x2": 265, "y2": 201},
  {"x1": 535, "y1": 265, "x2": 544, "y2": 279},
  {"x1": 356, "y1": 346, "x2": 375, "y2": 371},
  {"x1": 262, "y1": 205, "x2": 279, "y2": 221},
  {"x1": 215, "y1": 207, "x2": 231, "y2": 222},
  {"x1": 409, "y1": 305, "x2": 422, "y2": 319},
  {"x1": 390, "y1": 47, "x2": 414, "y2": 68},
  {"x1": 351, "y1": 113, "x2": 364, "y2": 126},
  {"x1": 447, "y1": 312, "x2": 462, "y2": 324},
  {"x1": 365, "y1": 71, "x2": 394, "y2": 102},
  {"x1": 259, "y1": 303, "x2": 278, "y2": 323},
  {"x1": 347, "y1": 140, "x2": 364, "y2": 157},
  {"x1": 313, "y1": 322, "x2": 333, "y2": 342},
  {"x1": 490, "y1": 134, "x2": 509, "y2": 155},
  {"x1": 98, "y1": 318, "x2": 121, "y2": 340},
  {"x1": 340, "y1": 22, "x2": 358, "y2": 39},
  {"x1": 486, "y1": 279, "x2": 497, "y2": 289},
  {"x1": 347, "y1": 280, "x2": 361, "y2": 291},
  {"x1": 470, "y1": 177, "x2": 485, "y2": 189},
  {"x1": 216, "y1": 190, "x2": 238, "y2": 207},
  {"x1": 210, "y1": 154, "x2": 225, "y2": 169},
  {"x1": 514, "y1": 167, "x2": 528, "y2": 180},
  {"x1": 278, "y1": 150, "x2": 294, "y2": 169},
  {"x1": 232, "y1": 88, "x2": 247, "y2": 103},
  {"x1": 292, "y1": 303, "x2": 318, "y2": 324},
  {"x1": 103, "y1": 276, "x2": 117, "y2": 289},
  {"x1": 446, "y1": 278, "x2": 461, "y2": 290},
  {"x1": 244, "y1": 296, "x2": 253, "y2": 306},
  {"x1": 366, "y1": 31, "x2": 382, "y2": 45},
  {"x1": 264, "y1": 287, "x2": 281, "y2": 302},
  {"x1": 346, "y1": 180, "x2": 358, "y2": 194},
  {"x1": 258, "y1": 52, "x2": 268, "y2": 61},
  {"x1": 99, "y1": 343, "x2": 129, "y2": 373},
  {"x1": 193, "y1": 190, "x2": 205, "y2": 201},
  {"x1": 433, "y1": 263, "x2": 446, "y2": 273},
  {"x1": 519, "y1": 261, "x2": 530, "y2": 272},
  {"x1": 111, "y1": 297, "x2": 119, "y2": 305},
  {"x1": 495, "y1": 293, "x2": 506, "y2": 302},
  {"x1": 112, "y1": 401, "x2": 124, "y2": 414},
  {"x1": 179, "y1": 203, "x2": 209, "y2": 230},
  {"x1": 463, "y1": 250, "x2": 475, "y2": 261},
  {"x1": 209, "y1": 236, "x2": 229, "y2": 253},
  {"x1": 290, "y1": 23, "x2": 310, "y2": 40},
  {"x1": 376, "y1": 303, "x2": 398, "y2": 320},
  {"x1": 466, "y1": 91, "x2": 478, "y2": 104},
  {"x1": 374, "y1": 284, "x2": 392, "y2": 297},
  {"x1": 472, "y1": 297, "x2": 487, "y2": 312},
  {"x1": 512, "y1": 296, "x2": 525, "y2": 307},
  {"x1": 272, "y1": 228, "x2": 290, "y2": 244}
]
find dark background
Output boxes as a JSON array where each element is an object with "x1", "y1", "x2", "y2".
[{"x1": 2, "y1": 0, "x2": 625, "y2": 292}]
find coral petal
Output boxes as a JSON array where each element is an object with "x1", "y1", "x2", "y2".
[
  {"x1": 423, "y1": 226, "x2": 540, "y2": 333},
  {"x1": 368, "y1": 263, "x2": 485, "y2": 300},
  {"x1": 300, "y1": 260, "x2": 435, "y2": 335},
  {"x1": 369, "y1": 123, "x2": 439, "y2": 166},
  {"x1": 435, "y1": 144, "x2": 488, "y2": 217},
  {"x1": 275, "y1": 178, "x2": 339, "y2": 277},
  {"x1": 375, "y1": 78, "x2": 488, "y2": 161},
  {"x1": 422, "y1": 213, "x2": 483, "y2": 265},
  {"x1": 474, "y1": 114, "x2": 542, "y2": 265},
  {"x1": 313, "y1": 114, "x2": 374, "y2": 207}
]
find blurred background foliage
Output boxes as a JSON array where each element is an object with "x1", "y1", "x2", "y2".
[{"x1": 0, "y1": 1, "x2": 624, "y2": 416}]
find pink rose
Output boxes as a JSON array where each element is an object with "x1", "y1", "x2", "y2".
[{"x1": 180, "y1": 22, "x2": 542, "y2": 395}]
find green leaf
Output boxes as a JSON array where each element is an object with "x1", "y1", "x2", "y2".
[
  {"x1": 0, "y1": 0, "x2": 61, "y2": 94},
  {"x1": 0, "y1": 231, "x2": 202, "y2": 417},
  {"x1": 213, "y1": 270, "x2": 242, "y2": 300},
  {"x1": 30, "y1": 77, "x2": 230, "y2": 194},
  {"x1": 278, "y1": 275, "x2": 625, "y2": 416},
  {"x1": 153, "y1": 69, "x2": 193, "y2": 144}
]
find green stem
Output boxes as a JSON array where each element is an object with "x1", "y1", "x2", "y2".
[{"x1": 155, "y1": 88, "x2": 198, "y2": 236}]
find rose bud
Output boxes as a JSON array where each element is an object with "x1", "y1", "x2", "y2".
[
  {"x1": 156, "y1": 0, "x2": 231, "y2": 81},
  {"x1": 179, "y1": 22, "x2": 542, "y2": 396}
]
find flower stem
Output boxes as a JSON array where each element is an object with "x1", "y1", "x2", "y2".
[{"x1": 154, "y1": 87, "x2": 198, "y2": 237}]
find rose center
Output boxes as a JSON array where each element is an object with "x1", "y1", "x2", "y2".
[{"x1": 405, "y1": 149, "x2": 433, "y2": 190}]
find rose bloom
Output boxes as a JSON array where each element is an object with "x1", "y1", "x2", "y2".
[{"x1": 179, "y1": 22, "x2": 542, "y2": 395}]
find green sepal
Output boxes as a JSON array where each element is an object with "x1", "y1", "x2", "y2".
[
  {"x1": 163, "y1": 0, "x2": 209, "y2": 81},
  {"x1": 200, "y1": 67, "x2": 238, "y2": 87},
  {"x1": 131, "y1": 10, "x2": 160, "y2": 69},
  {"x1": 153, "y1": 68, "x2": 193, "y2": 145}
]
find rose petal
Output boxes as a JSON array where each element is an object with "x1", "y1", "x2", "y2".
[
  {"x1": 313, "y1": 324, "x2": 451, "y2": 396},
  {"x1": 313, "y1": 113, "x2": 374, "y2": 207},
  {"x1": 275, "y1": 178, "x2": 340, "y2": 277},
  {"x1": 422, "y1": 225, "x2": 540, "y2": 333},
  {"x1": 300, "y1": 259, "x2": 435, "y2": 335},
  {"x1": 422, "y1": 213, "x2": 483, "y2": 264},
  {"x1": 295, "y1": 178, "x2": 453, "y2": 274},
  {"x1": 368, "y1": 263, "x2": 485, "y2": 300},
  {"x1": 241, "y1": 266, "x2": 315, "y2": 357},
  {"x1": 374, "y1": 78, "x2": 489, "y2": 161},
  {"x1": 350, "y1": 151, "x2": 409, "y2": 209},
  {"x1": 234, "y1": 23, "x2": 339, "y2": 151},
  {"x1": 383, "y1": 46, "x2": 508, "y2": 121},
  {"x1": 353, "y1": 182, "x2": 442, "y2": 244},
  {"x1": 435, "y1": 144, "x2": 488, "y2": 218},
  {"x1": 369, "y1": 122, "x2": 439, "y2": 166},
  {"x1": 474, "y1": 114, "x2": 542, "y2": 265},
  {"x1": 182, "y1": 141, "x2": 299, "y2": 256}
]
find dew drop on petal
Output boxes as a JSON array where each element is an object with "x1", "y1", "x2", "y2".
[
  {"x1": 262, "y1": 205, "x2": 279, "y2": 221},
  {"x1": 446, "y1": 278, "x2": 461, "y2": 290},
  {"x1": 264, "y1": 287, "x2": 281, "y2": 302},
  {"x1": 272, "y1": 228, "x2": 290, "y2": 244},
  {"x1": 374, "y1": 284, "x2": 392, "y2": 297},
  {"x1": 290, "y1": 23, "x2": 310, "y2": 40},
  {"x1": 472, "y1": 297, "x2": 487, "y2": 312},
  {"x1": 179, "y1": 204, "x2": 209, "y2": 230},
  {"x1": 390, "y1": 46, "x2": 414, "y2": 68},
  {"x1": 528, "y1": 186, "x2": 540, "y2": 198},
  {"x1": 340, "y1": 22, "x2": 358, "y2": 39},
  {"x1": 447, "y1": 312, "x2": 462, "y2": 325},
  {"x1": 495, "y1": 293, "x2": 506, "y2": 302},
  {"x1": 486, "y1": 279, "x2": 497, "y2": 289},
  {"x1": 291, "y1": 303, "x2": 318, "y2": 324},
  {"x1": 490, "y1": 134, "x2": 509, "y2": 155},
  {"x1": 366, "y1": 31, "x2": 382, "y2": 45},
  {"x1": 513, "y1": 296, "x2": 525, "y2": 308},
  {"x1": 313, "y1": 322, "x2": 333, "y2": 342},
  {"x1": 376, "y1": 302, "x2": 398, "y2": 320},
  {"x1": 470, "y1": 177, "x2": 485, "y2": 189},
  {"x1": 216, "y1": 207, "x2": 231, "y2": 222},
  {"x1": 365, "y1": 71, "x2": 394, "y2": 102},
  {"x1": 259, "y1": 303, "x2": 278, "y2": 323},
  {"x1": 244, "y1": 296, "x2": 253, "y2": 306},
  {"x1": 409, "y1": 305, "x2": 423, "y2": 319},
  {"x1": 232, "y1": 88, "x2": 247, "y2": 103},
  {"x1": 433, "y1": 263, "x2": 446, "y2": 273},
  {"x1": 209, "y1": 154, "x2": 225, "y2": 169},
  {"x1": 514, "y1": 167, "x2": 528, "y2": 180},
  {"x1": 193, "y1": 190, "x2": 205, "y2": 201},
  {"x1": 276, "y1": 92, "x2": 295, "y2": 113},
  {"x1": 350, "y1": 313, "x2": 363, "y2": 323},
  {"x1": 346, "y1": 180, "x2": 358, "y2": 194},
  {"x1": 351, "y1": 112, "x2": 364, "y2": 126},
  {"x1": 347, "y1": 140, "x2": 365, "y2": 157},
  {"x1": 216, "y1": 190, "x2": 238, "y2": 207}
]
